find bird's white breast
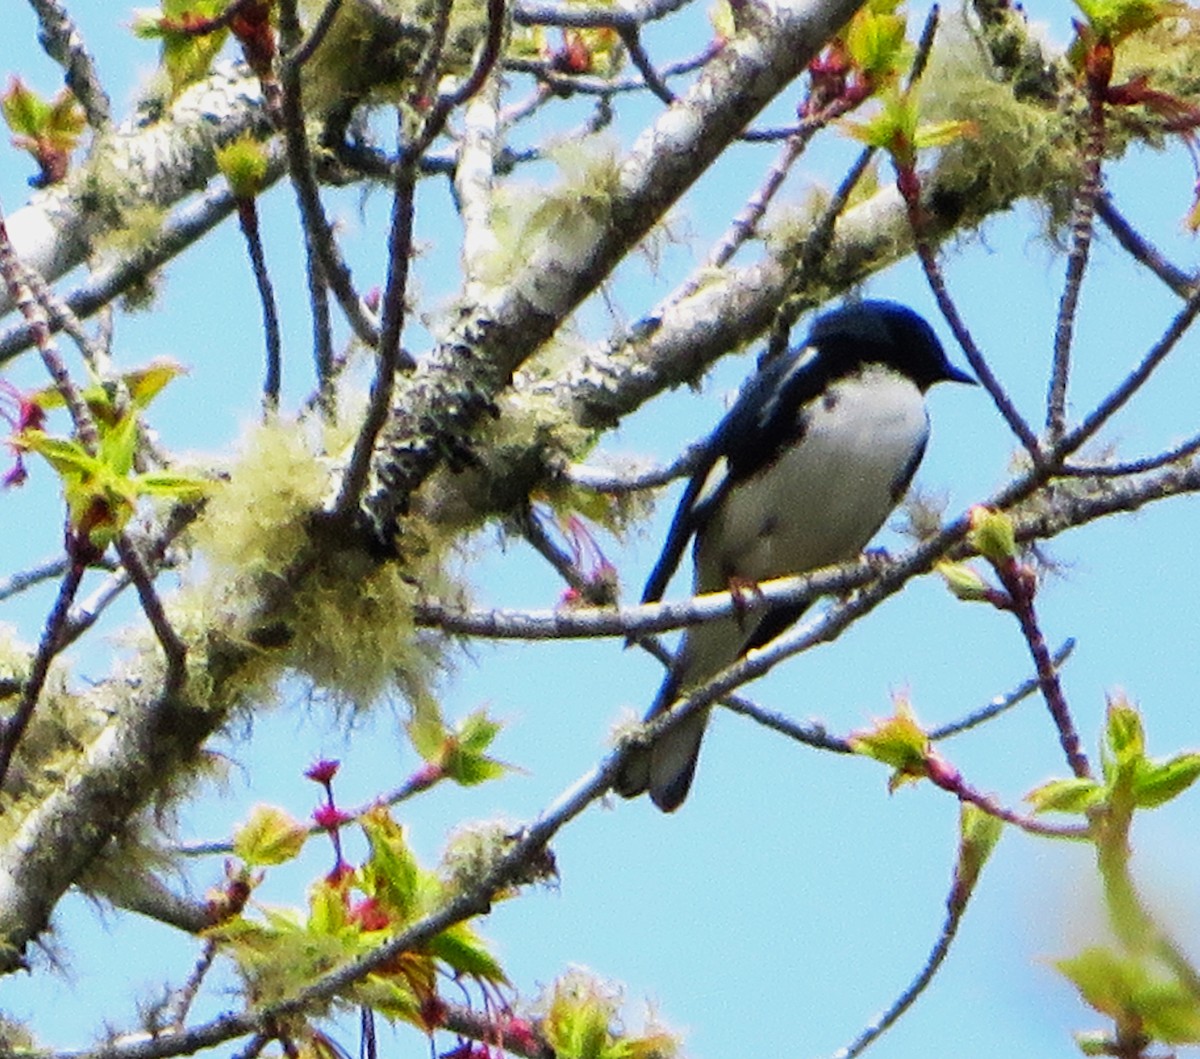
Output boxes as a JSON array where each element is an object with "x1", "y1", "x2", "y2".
[{"x1": 694, "y1": 365, "x2": 928, "y2": 591}]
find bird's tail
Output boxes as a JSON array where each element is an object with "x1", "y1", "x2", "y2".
[{"x1": 614, "y1": 668, "x2": 710, "y2": 812}]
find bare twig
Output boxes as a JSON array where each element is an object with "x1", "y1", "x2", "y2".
[
  {"x1": 905, "y1": 176, "x2": 1043, "y2": 459},
  {"x1": 0, "y1": 182, "x2": 253, "y2": 365},
  {"x1": 617, "y1": 26, "x2": 676, "y2": 105},
  {"x1": 0, "y1": 556, "x2": 77, "y2": 601},
  {"x1": 565, "y1": 443, "x2": 702, "y2": 493},
  {"x1": 1057, "y1": 286, "x2": 1200, "y2": 459},
  {"x1": 335, "y1": 0, "x2": 507, "y2": 520},
  {"x1": 282, "y1": 0, "x2": 344, "y2": 69},
  {"x1": 990, "y1": 558, "x2": 1089, "y2": 779},
  {"x1": 1060, "y1": 434, "x2": 1200, "y2": 477},
  {"x1": 504, "y1": 43, "x2": 718, "y2": 97},
  {"x1": 278, "y1": 0, "x2": 383, "y2": 392},
  {"x1": 1047, "y1": 71, "x2": 1106, "y2": 444},
  {"x1": 27, "y1": 0, "x2": 111, "y2": 129},
  {"x1": 231, "y1": 198, "x2": 283, "y2": 412},
  {"x1": 114, "y1": 535, "x2": 188, "y2": 694},
  {"x1": 512, "y1": 0, "x2": 691, "y2": 29},
  {"x1": 0, "y1": 560, "x2": 84, "y2": 791},
  {"x1": 0, "y1": 212, "x2": 100, "y2": 452},
  {"x1": 1096, "y1": 196, "x2": 1198, "y2": 300},
  {"x1": 723, "y1": 696, "x2": 853, "y2": 752},
  {"x1": 830, "y1": 824, "x2": 988, "y2": 1058},
  {"x1": 929, "y1": 639, "x2": 1076, "y2": 740}
]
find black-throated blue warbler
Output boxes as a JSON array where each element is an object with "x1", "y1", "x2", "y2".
[{"x1": 616, "y1": 299, "x2": 974, "y2": 811}]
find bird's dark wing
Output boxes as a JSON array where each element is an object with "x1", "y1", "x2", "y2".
[
  {"x1": 640, "y1": 444, "x2": 723, "y2": 605},
  {"x1": 640, "y1": 343, "x2": 835, "y2": 605}
]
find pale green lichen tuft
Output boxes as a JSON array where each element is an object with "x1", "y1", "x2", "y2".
[
  {"x1": 478, "y1": 136, "x2": 622, "y2": 292},
  {"x1": 920, "y1": 27, "x2": 1078, "y2": 227},
  {"x1": 0, "y1": 625, "x2": 106, "y2": 815},
  {"x1": 190, "y1": 420, "x2": 458, "y2": 710}
]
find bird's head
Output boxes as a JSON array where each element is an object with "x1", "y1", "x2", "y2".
[{"x1": 807, "y1": 299, "x2": 975, "y2": 391}]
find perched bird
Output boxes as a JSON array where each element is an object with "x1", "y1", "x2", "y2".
[{"x1": 615, "y1": 300, "x2": 974, "y2": 812}]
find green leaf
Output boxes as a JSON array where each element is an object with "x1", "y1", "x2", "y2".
[
  {"x1": 1138, "y1": 980, "x2": 1200, "y2": 1044},
  {"x1": 447, "y1": 754, "x2": 508, "y2": 786},
  {"x1": 1, "y1": 78, "x2": 50, "y2": 137},
  {"x1": 912, "y1": 119, "x2": 978, "y2": 149},
  {"x1": 1073, "y1": 0, "x2": 1169, "y2": 41},
  {"x1": 124, "y1": 359, "x2": 187, "y2": 407},
  {"x1": 1057, "y1": 946, "x2": 1142, "y2": 1021},
  {"x1": 458, "y1": 709, "x2": 502, "y2": 754},
  {"x1": 844, "y1": 6, "x2": 908, "y2": 80},
  {"x1": 354, "y1": 975, "x2": 422, "y2": 1024},
  {"x1": 842, "y1": 89, "x2": 919, "y2": 155},
  {"x1": 849, "y1": 697, "x2": 930, "y2": 790},
  {"x1": 1026, "y1": 777, "x2": 1105, "y2": 815},
  {"x1": 16, "y1": 431, "x2": 100, "y2": 478},
  {"x1": 232, "y1": 804, "x2": 308, "y2": 866},
  {"x1": 426, "y1": 922, "x2": 508, "y2": 983},
  {"x1": 956, "y1": 803, "x2": 1004, "y2": 887},
  {"x1": 935, "y1": 560, "x2": 993, "y2": 602},
  {"x1": 1132, "y1": 752, "x2": 1200, "y2": 809},
  {"x1": 216, "y1": 134, "x2": 270, "y2": 199},
  {"x1": 307, "y1": 877, "x2": 350, "y2": 935},
  {"x1": 133, "y1": 472, "x2": 211, "y2": 501},
  {"x1": 407, "y1": 695, "x2": 448, "y2": 763},
  {"x1": 968, "y1": 506, "x2": 1018, "y2": 564},
  {"x1": 360, "y1": 806, "x2": 422, "y2": 919},
  {"x1": 1105, "y1": 694, "x2": 1145, "y2": 767},
  {"x1": 1057, "y1": 946, "x2": 1200, "y2": 1044},
  {"x1": 135, "y1": 2, "x2": 230, "y2": 97},
  {"x1": 99, "y1": 413, "x2": 140, "y2": 477}
]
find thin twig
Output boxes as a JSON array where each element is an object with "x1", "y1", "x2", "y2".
[
  {"x1": 828, "y1": 851, "x2": 975, "y2": 1058},
  {"x1": 412, "y1": 0, "x2": 456, "y2": 105},
  {"x1": 516, "y1": 504, "x2": 598, "y2": 595},
  {"x1": 0, "y1": 182, "x2": 252, "y2": 365},
  {"x1": 617, "y1": 26, "x2": 675, "y2": 106},
  {"x1": 0, "y1": 558, "x2": 83, "y2": 790},
  {"x1": 282, "y1": 0, "x2": 343, "y2": 69},
  {"x1": 1096, "y1": 195, "x2": 1198, "y2": 300},
  {"x1": 176, "y1": 764, "x2": 449, "y2": 856},
  {"x1": 18, "y1": 264, "x2": 107, "y2": 369},
  {"x1": 232, "y1": 198, "x2": 283, "y2": 412},
  {"x1": 0, "y1": 556, "x2": 78, "y2": 601},
  {"x1": 1057, "y1": 285, "x2": 1200, "y2": 459},
  {"x1": 332, "y1": 135, "x2": 418, "y2": 518},
  {"x1": 929, "y1": 638, "x2": 1075, "y2": 740},
  {"x1": 334, "y1": 0, "x2": 507, "y2": 519},
  {"x1": 27, "y1": 0, "x2": 111, "y2": 129},
  {"x1": 1047, "y1": 68, "x2": 1106, "y2": 444},
  {"x1": 169, "y1": 941, "x2": 218, "y2": 1030},
  {"x1": 115, "y1": 535, "x2": 188, "y2": 693},
  {"x1": 766, "y1": 144, "x2": 877, "y2": 358},
  {"x1": 0, "y1": 211, "x2": 100, "y2": 452},
  {"x1": 565, "y1": 443, "x2": 703, "y2": 493},
  {"x1": 905, "y1": 177, "x2": 1043, "y2": 459},
  {"x1": 278, "y1": 0, "x2": 382, "y2": 392},
  {"x1": 1060, "y1": 433, "x2": 1200, "y2": 477},
  {"x1": 504, "y1": 43, "x2": 717, "y2": 97},
  {"x1": 722, "y1": 697, "x2": 853, "y2": 753},
  {"x1": 992, "y1": 558, "x2": 1090, "y2": 779}
]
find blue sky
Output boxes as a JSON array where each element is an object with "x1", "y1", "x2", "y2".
[{"x1": 2, "y1": 2, "x2": 1200, "y2": 1058}]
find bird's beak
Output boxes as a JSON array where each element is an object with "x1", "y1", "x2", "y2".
[{"x1": 946, "y1": 363, "x2": 976, "y2": 385}]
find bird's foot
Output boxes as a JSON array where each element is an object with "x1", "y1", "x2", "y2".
[{"x1": 727, "y1": 575, "x2": 766, "y2": 629}]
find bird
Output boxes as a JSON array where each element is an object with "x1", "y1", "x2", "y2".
[{"x1": 614, "y1": 299, "x2": 974, "y2": 812}]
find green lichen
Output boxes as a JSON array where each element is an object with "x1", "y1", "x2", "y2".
[{"x1": 190, "y1": 420, "x2": 457, "y2": 710}]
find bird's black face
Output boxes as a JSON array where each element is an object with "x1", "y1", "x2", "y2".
[{"x1": 807, "y1": 299, "x2": 975, "y2": 391}]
